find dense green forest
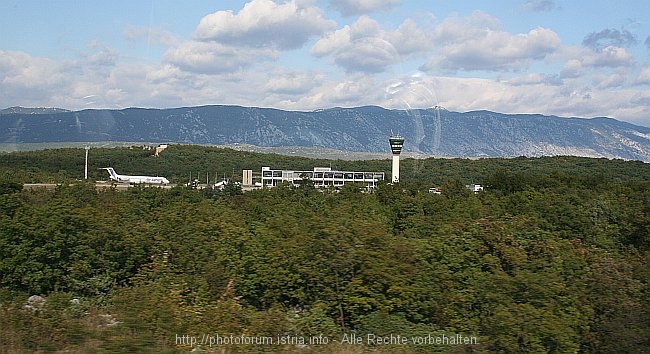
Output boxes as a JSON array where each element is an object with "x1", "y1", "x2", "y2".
[{"x1": 0, "y1": 145, "x2": 649, "y2": 353}]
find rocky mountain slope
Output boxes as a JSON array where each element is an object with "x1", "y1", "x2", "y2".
[{"x1": 1, "y1": 105, "x2": 649, "y2": 161}]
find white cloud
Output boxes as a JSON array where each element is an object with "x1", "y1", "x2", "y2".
[
  {"x1": 194, "y1": 0, "x2": 335, "y2": 50},
  {"x1": 386, "y1": 19, "x2": 431, "y2": 56},
  {"x1": 333, "y1": 37, "x2": 400, "y2": 73},
  {"x1": 422, "y1": 24, "x2": 561, "y2": 72},
  {"x1": 311, "y1": 16, "x2": 429, "y2": 73},
  {"x1": 507, "y1": 73, "x2": 562, "y2": 86},
  {"x1": 560, "y1": 59, "x2": 582, "y2": 78},
  {"x1": 383, "y1": 74, "x2": 440, "y2": 109},
  {"x1": 0, "y1": 51, "x2": 72, "y2": 104},
  {"x1": 84, "y1": 41, "x2": 119, "y2": 67},
  {"x1": 522, "y1": 0, "x2": 557, "y2": 12},
  {"x1": 324, "y1": 77, "x2": 379, "y2": 104},
  {"x1": 2, "y1": 47, "x2": 650, "y2": 126},
  {"x1": 418, "y1": 12, "x2": 561, "y2": 73},
  {"x1": 582, "y1": 46, "x2": 634, "y2": 68},
  {"x1": 163, "y1": 0, "x2": 337, "y2": 76},
  {"x1": 1, "y1": 3, "x2": 649, "y2": 127},
  {"x1": 145, "y1": 64, "x2": 186, "y2": 84},
  {"x1": 0, "y1": 49, "x2": 190, "y2": 110},
  {"x1": 557, "y1": 44, "x2": 634, "y2": 86},
  {"x1": 430, "y1": 11, "x2": 502, "y2": 44},
  {"x1": 265, "y1": 68, "x2": 324, "y2": 94},
  {"x1": 310, "y1": 24, "x2": 351, "y2": 56},
  {"x1": 123, "y1": 25, "x2": 180, "y2": 47},
  {"x1": 164, "y1": 41, "x2": 278, "y2": 74},
  {"x1": 557, "y1": 46, "x2": 634, "y2": 82},
  {"x1": 0, "y1": 51, "x2": 67, "y2": 87},
  {"x1": 633, "y1": 67, "x2": 650, "y2": 85},
  {"x1": 593, "y1": 72, "x2": 627, "y2": 89},
  {"x1": 329, "y1": 0, "x2": 400, "y2": 16}
]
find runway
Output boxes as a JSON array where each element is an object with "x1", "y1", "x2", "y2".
[{"x1": 22, "y1": 182, "x2": 177, "y2": 190}]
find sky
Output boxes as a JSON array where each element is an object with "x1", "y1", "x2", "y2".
[{"x1": 1, "y1": 0, "x2": 650, "y2": 126}]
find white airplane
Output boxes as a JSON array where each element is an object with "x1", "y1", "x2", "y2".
[{"x1": 100, "y1": 167, "x2": 169, "y2": 184}]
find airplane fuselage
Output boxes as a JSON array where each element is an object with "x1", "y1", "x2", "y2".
[
  {"x1": 113, "y1": 175, "x2": 169, "y2": 184},
  {"x1": 101, "y1": 167, "x2": 169, "y2": 184}
]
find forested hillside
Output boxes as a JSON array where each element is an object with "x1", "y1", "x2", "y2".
[{"x1": 0, "y1": 146, "x2": 649, "y2": 353}]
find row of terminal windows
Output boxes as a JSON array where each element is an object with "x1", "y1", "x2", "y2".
[
  {"x1": 262, "y1": 171, "x2": 282, "y2": 177},
  {"x1": 262, "y1": 171, "x2": 383, "y2": 180},
  {"x1": 262, "y1": 179, "x2": 379, "y2": 187},
  {"x1": 314, "y1": 172, "x2": 380, "y2": 179}
]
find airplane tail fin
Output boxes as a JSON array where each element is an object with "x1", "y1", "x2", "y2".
[{"x1": 100, "y1": 167, "x2": 118, "y2": 180}]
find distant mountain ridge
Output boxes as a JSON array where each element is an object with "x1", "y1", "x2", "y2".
[
  {"x1": 0, "y1": 106, "x2": 70, "y2": 115},
  {"x1": 1, "y1": 105, "x2": 649, "y2": 161}
]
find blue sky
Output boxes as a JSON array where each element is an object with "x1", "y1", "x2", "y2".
[{"x1": 1, "y1": 0, "x2": 650, "y2": 126}]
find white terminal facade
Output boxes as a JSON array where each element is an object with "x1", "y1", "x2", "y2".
[
  {"x1": 256, "y1": 167, "x2": 385, "y2": 189},
  {"x1": 242, "y1": 135, "x2": 399, "y2": 190}
]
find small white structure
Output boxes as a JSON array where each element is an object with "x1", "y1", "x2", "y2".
[
  {"x1": 154, "y1": 144, "x2": 168, "y2": 157},
  {"x1": 242, "y1": 169, "x2": 253, "y2": 186},
  {"x1": 466, "y1": 184, "x2": 484, "y2": 193}
]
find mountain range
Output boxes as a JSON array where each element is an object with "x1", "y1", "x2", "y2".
[{"x1": 1, "y1": 105, "x2": 649, "y2": 161}]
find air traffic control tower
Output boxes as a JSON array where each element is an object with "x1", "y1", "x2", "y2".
[{"x1": 389, "y1": 135, "x2": 404, "y2": 183}]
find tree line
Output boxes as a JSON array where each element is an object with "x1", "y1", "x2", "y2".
[{"x1": 0, "y1": 146, "x2": 649, "y2": 353}]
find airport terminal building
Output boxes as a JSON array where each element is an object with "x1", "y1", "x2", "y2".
[{"x1": 253, "y1": 167, "x2": 385, "y2": 189}]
